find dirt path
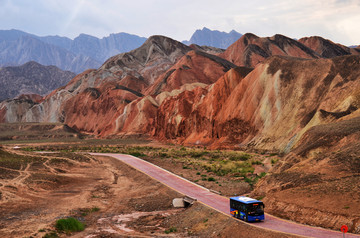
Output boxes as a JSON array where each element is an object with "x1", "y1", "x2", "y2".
[{"x1": 93, "y1": 153, "x2": 360, "y2": 238}]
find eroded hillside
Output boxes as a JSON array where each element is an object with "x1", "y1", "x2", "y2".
[
  {"x1": 251, "y1": 116, "x2": 360, "y2": 233},
  {"x1": 1, "y1": 33, "x2": 360, "y2": 153}
]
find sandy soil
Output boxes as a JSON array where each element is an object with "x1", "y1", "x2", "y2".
[{"x1": 0, "y1": 150, "x2": 181, "y2": 237}]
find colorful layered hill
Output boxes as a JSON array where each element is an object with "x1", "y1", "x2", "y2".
[
  {"x1": 219, "y1": 33, "x2": 319, "y2": 67},
  {"x1": 155, "y1": 55, "x2": 360, "y2": 151},
  {"x1": 299, "y1": 36, "x2": 360, "y2": 58},
  {"x1": 1, "y1": 33, "x2": 360, "y2": 154},
  {"x1": 219, "y1": 33, "x2": 360, "y2": 68}
]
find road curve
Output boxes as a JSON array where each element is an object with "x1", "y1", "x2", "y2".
[{"x1": 92, "y1": 153, "x2": 359, "y2": 238}]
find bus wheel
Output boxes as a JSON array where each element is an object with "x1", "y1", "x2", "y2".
[{"x1": 245, "y1": 215, "x2": 248, "y2": 222}]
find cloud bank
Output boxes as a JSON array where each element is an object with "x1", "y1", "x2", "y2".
[{"x1": 0, "y1": 0, "x2": 359, "y2": 45}]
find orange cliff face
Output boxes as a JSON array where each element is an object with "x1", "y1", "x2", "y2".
[
  {"x1": 154, "y1": 55, "x2": 360, "y2": 151},
  {"x1": 94, "y1": 50, "x2": 238, "y2": 137},
  {"x1": 145, "y1": 50, "x2": 236, "y2": 95},
  {"x1": 153, "y1": 67, "x2": 254, "y2": 147}
]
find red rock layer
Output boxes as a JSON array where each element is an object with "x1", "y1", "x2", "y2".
[
  {"x1": 219, "y1": 33, "x2": 319, "y2": 68},
  {"x1": 154, "y1": 55, "x2": 360, "y2": 150},
  {"x1": 153, "y1": 67, "x2": 253, "y2": 148},
  {"x1": 146, "y1": 50, "x2": 236, "y2": 95},
  {"x1": 299, "y1": 36, "x2": 360, "y2": 58}
]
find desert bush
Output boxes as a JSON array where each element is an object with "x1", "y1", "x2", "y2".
[
  {"x1": 271, "y1": 158, "x2": 279, "y2": 164},
  {"x1": 251, "y1": 160, "x2": 263, "y2": 165},
  {"x1": 55, "y1": 217, "x2": 85, "y2": 233},
  {"x1": 128, "y1": 151, "x2": 146, "y2": 157},
  {"x1": 165, "y1": 227, "x2": 177, "y2": 234},
  {"x1": 229, "y1": 153, "x2": 251, "y2": 161}
]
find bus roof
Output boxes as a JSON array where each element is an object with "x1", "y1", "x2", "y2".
[{"x1": 230, "y1": 196, "x2": 263, "y2": 204}]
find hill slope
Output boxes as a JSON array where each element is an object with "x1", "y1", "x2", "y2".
[
  {"x1": 299, "y1": 36, "x2": 360, "y2": 58},
  {"x1": 0, "y1": 61, "x2": 75, "y2": 101}
]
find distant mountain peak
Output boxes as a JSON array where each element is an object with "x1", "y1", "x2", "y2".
[
  {"x1": 201, "y1": 27, "x2": 211, "y2": 31},
  {"x1": 183, "y1": 27, "x2": 242, "y2": 49}
]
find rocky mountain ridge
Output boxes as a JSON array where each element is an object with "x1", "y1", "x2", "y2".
[
  {"x1": 0, "y1": 61, "x2": 75, "y2": 101},
  {"x1": 183, "y1": 27, "x2": 242, "y2": 49},
  {"x1": 0, "y1": 29, "x2": 147, "y2": 73}
]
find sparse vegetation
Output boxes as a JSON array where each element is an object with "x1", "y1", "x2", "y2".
[
  {"x1": 164, "y1": 227, "x2": 177, "y2": 234},
  {"x1": 19, "y1": 144, "x2": 270, "y2": 193},
  {"x1": 55, "y1": 217, "x2": 85, "y2": 233},
  {"x1": 271, "y1": 158, "x2": 279, "y2": 165},
  {"x1": 79, "y1": 207, "x2": 100, "y2": 216}
]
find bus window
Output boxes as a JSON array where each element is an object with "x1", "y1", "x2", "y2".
[{"x1": 248, "y1": 204, "x2": 264, "y2": 215}]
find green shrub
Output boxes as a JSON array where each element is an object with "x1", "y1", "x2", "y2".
[
  {"x1": 165, "y1": 227, "x2": 177, "y2": 234},
  {"x1": 91, "y1": 207, "x2": 100, "y2": 212},
  {"x1": 257, "y1": 195, "x2": 265, "y2": 200},
  {"x1": 259, "y1": 172, "x2": 267, "y2": 178},
  {"x1": 271, "y1": 158, "x2": 279, "y2": 165},
  {"x1": 251, "y1": 160, "x2": 263, "y2": 165},
  {"x1": 229, "y1": 153, "x2": 251, "y2": 161},
  {"x1": 244, "y1": 177, "x2": 253, "y2": 184},
  {"x1": 207, "y1": 177, "x2": 216, "y2": 182},
  {"x1": 129, "y1": 151, "x2": 145, "y2": 157},
  {"x1": 55, "y1": 217, "x2": 85, "y2": 233}
]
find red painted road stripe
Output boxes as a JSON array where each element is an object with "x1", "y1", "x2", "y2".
[{"x1": 92, "y1": 153, "x2": 360, "y2": 238}]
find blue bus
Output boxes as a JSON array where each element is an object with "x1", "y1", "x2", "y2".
[{"x1": 230, "y1": 196, "x2": 265, "y2": 222}]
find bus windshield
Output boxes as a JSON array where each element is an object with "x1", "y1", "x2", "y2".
[{"x1": 248, "y1": 204, "x2": 264, "y2": 215}]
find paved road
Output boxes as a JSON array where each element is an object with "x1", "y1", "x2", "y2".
[{"x1": 92, "y1": 153, "x2": 359, "y2": 238}]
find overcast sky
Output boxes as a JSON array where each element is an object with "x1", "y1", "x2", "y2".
[{"x1": 0, "y1": 0, "x2": 359, "y2": 46}]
